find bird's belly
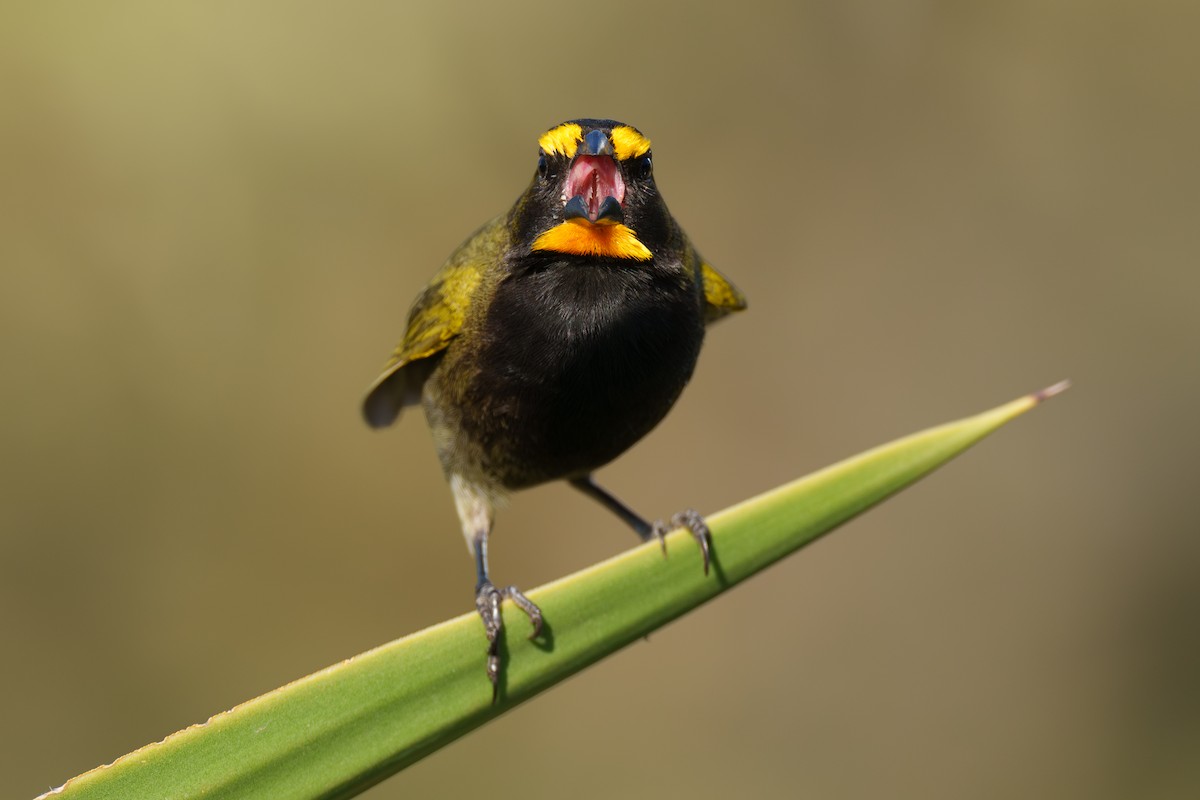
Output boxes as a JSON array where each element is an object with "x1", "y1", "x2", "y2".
[{"x1": 444, "y1": 284, "x2": 703, "y2": 490}]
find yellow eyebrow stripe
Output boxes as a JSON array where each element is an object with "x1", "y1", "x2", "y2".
[
  {"x1": 610, "y1": 126, "x2": 651, "y2": 160},
  {"x1": 538, "y1": 123, "x2": 583, "y2": 157}
]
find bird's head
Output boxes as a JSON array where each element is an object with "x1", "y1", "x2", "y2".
[{"x1": 510, "y1": 119, "x2": 674, "y2": 262}]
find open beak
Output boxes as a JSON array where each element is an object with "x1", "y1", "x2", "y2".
[{"x1": 561, "y1": 130, "x2": 626, "y2": 224}]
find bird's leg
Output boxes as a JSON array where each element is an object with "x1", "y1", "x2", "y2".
[
  {"x1": 472, "y1": 531, "x2": 543, "y2": 701},
  {"x1": 454, "y1": 476, "x2": 542, "y2": 702},
  {"x1": 568, "y1": 475, "x2": 654, "y2": 541},
  {"x1": 568, "y1": 475, "x2": 711, "y2": 575}
]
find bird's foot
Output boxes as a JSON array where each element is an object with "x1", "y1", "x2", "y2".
[
  {"x1": 651, "y1": 509, "x2": 712, "y2": 575},
  {"x1": 475, "y1": 580, "x2": 543, "y2": 703}
]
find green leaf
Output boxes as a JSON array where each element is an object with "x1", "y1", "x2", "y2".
[{"x1": 43, "y1": 383, "x2": 1068, "y2": 800}]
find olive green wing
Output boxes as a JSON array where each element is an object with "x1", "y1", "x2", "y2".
[
  {"x1": 698, "y1": 256, "x2": 747, "y2": 324},
  {"x1": 363, "y1": 216, "x2": 511, "y2": 428},
  {"x1": 362, "y1": 259, "x2": 484, "y2": 429}
]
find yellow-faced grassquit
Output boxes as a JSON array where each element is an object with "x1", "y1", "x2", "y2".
[{"x1": 363, "y1": 119, "x2": 746, "y2": 699}]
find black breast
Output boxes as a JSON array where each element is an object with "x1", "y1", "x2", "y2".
[{"x1": 463, "y1": 260, "x2": 704, "y2": 488}]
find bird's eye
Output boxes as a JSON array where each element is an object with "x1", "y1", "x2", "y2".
[
  {"x1": 636, "y1": 154, "x2": 653, "y2": 179},
  {"x1": 537, "y1": 154, "x2": 549, "y2": 180}
]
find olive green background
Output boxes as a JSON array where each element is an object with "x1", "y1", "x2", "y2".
[{"x1": 3, "y1": 2, "x2": 1196, "y2": 798}]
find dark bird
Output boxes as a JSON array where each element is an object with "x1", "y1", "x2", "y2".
[{"x1": 363, "y1": 119, "x2": 746, "y2": 699}]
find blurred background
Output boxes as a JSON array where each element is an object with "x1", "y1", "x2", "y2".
[{"x1": 2, "y1": 1, "x2": 1197, "y2": 798}]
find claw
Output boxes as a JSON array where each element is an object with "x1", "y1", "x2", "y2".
[
  {"x1": 651, "y1": 509, "x2": 711, "y2": 575},
  {"x1": 475, "y1": 580, "x2": 544, "y2": 703},
  {"x1": 673, "y1": 509, "x2": 711, "y2": 575},
  {"x1": 504, "y1": 585, "x2": 544, "y2": 639},
  {"x1": 651, "y1": 519, "x2": 670, "y2": 556}
]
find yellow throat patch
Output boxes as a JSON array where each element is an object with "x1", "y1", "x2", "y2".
[{"x1": 532, "y1": 219, "x2": 652, "y2": 261}]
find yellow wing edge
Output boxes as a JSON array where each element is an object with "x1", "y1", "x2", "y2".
[{"x1": 700, "y1": 261, "x2": 747, "y2": 323}]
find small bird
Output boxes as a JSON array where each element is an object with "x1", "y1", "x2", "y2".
[{"x1": 363, "y1": 119, "x2": 745, "y2": 698}]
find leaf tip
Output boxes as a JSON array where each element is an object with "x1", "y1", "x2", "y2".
[{"x1": 1032, "y1": 379, "x2": 1071, "y2": 404}]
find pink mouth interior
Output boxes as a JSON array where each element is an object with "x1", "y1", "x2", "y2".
[{"x1": 565, "y1": 155, "x2": 626, "y2": 220}]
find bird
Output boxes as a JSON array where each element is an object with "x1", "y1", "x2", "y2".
[{"x1": 363, "y1": 119, "x2": 746, "y2": 699}]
